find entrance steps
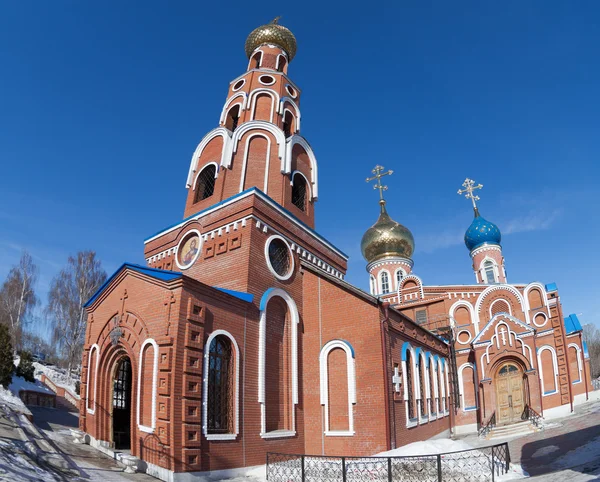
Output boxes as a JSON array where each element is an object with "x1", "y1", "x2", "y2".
[{"x1": 486, "y1": 420, "x2": 540, "y2": 440}]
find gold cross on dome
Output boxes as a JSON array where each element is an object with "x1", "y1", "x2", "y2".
[
  {"x1": 457, "y1": 178, "x2": 483, "y2": 210},
  {"x1": 366, "y1": 165, "x2": 394, "y2": 203}
]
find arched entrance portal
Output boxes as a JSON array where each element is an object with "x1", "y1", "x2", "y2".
[
  {"x1": 112, "y1": 357, "x2": 132, "y2": 450},
  {"x1": 495, "y1": 362, "x2": 525, "y2": 425}
]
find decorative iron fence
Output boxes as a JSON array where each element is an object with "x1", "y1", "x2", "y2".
[
  {"x1": 521, "y1": 404, "x2": 544, "y2": 430},
  {"x1": 267, "y1": 442, "x2": 510, "y2": 482},
  {"x1": 478, "y1": 411, "x2": 496, "y2": 438}
]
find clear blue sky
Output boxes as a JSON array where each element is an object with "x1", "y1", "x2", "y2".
[{"x1": 1, "y1": 1, "x2": 599, "y2": 340}]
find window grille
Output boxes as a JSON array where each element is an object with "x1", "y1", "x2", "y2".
[
  {"x1": 113, "y1": 358, "x2": 131, "y2": 410},
  {"x1": 406, "y1": 352, "x2": 415, "y2": 419},
  {"x1": 194, "y1": 165, "x2": 216, "y2": 203},
  {"x1": 207, "y1": 336, "x2": 234, "y2": 433},
  {"x1": 396, "y1": 270, "x2": 404, "y2": 287},
  {"x1": 381, "y1": 272, "x2": 390, "y2": 294},
  {"x1": 268, "y1": 239, "x2": 291, "y2": 277},
  {"x1": 419, "y1": 361, "x2": 426, "y2": 417},
  {"x1": 484, "y1": 260, "x2": 496, "y2": 284},
  {"x1": 291, "y1": 174, "x2": 307, "y2": 212}
]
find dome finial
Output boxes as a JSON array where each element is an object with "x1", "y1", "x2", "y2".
[
  {"x1": 366, "y1": 165, "x2": 394, "y2": 211},
  {"x1": 271, "y1": 16, "x2": 281, "y2": 24},
  {"x1": 457, "y1": 177, "x2": 483, "y2": 216},
  {"x1": 245, "y1": 19, "x2": 297, "y2": 61}
]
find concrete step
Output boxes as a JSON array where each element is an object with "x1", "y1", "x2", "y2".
[{"x1": 488, "y1": 421, "x2": 538, "y2": 439}]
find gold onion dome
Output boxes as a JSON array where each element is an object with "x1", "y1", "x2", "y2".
[
  {"x1": 245, "y1": 17, "x2": 297, "y2": 61},
  {"x1": 361, "y1": 202, "x2": 415, "y2": 264}
]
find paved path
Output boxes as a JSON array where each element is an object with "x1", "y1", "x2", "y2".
[{"x1": 29, "y1": 405, "x2": 157, "y2": 481}]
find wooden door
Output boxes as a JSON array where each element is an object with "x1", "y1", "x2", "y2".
[{"x1": 495, "y1": 363, "x2": 524, "y2": 425}]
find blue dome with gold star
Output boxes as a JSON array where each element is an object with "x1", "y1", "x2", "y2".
[{"x1": 465, "y1": 210, "x2": 501, "y2": 251}]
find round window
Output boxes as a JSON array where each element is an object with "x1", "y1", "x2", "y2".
[
  {"x1": 259, "y1": 75, "x2": 275, "y2": 86},
  {"x1": 285, "y1": 84, "x2": 297, "y2": 98},
  {"x1": 265, "y1": 236, "x2": 293, "y2": 280},
  {"x1": 176, "y1": 231, "x2": 202, "y2": 269},
  {"x1": 232, "y1": 79, "x2": 245, "y2": 91}
]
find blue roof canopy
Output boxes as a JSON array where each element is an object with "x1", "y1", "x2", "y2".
[
  {"x1": 545, "y1": 282, "x2": 558, "y2": 292},
  {"x1": 564, "y1": 313, "x2": 583, "y2": 334}
]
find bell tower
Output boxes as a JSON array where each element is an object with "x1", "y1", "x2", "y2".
[
  {"x1": 458, "y1": 178, "x2": 507, "y2": 284},
  {"x1": 183, "y1": 18, "x2": 318, "y2": 229}
]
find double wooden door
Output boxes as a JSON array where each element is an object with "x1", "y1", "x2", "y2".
[{"x1": 495, "y1": 363, "x2": 525, "y2": 425}]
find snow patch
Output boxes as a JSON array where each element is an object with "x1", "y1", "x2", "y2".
[
  {"x1": 0, "y1": 385, "x2": 30, "y2": 416},
  {"x1": 552, "y1": 435, "x2": 600, "y2": 470},
  {"x1": 0, "y1": 439, "x2": 60, "y2": 481},
  {"x1": 377, "y1": 438, "x2": 474, "y2": 456}
]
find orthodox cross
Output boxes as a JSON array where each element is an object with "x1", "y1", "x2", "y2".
[
  {"x1": 457, "y1": 178, "x2": 483, "y2": 210},
  {"x1": 366, "y1": 165, "x2": 394, "y2": 202},
  {"x1": 393, "y1": 366, "x2": 402, "y2": 393},
  {"x1": 499, "y1": 326, "x2": 507, "y2": 346}
]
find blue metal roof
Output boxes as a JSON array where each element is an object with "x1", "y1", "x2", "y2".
[
  {"x1": 84, "y1": 263, "x2": 183, "y2": 308},
  {"x1": 564, "y1": 313, "x2": 583, "y2": 334},
  {"x1": 213, "y1": 287, "x2": 254, "y2": 303},
  {"x1": 464, "y1": 213, "x2": 501, "y2": 252},
  {"x1": 583, "y1": 341, "x2": 590, "y2": 358},
  {"x1": 545, "y1": 282, "x2": 558, "y2": 292}
]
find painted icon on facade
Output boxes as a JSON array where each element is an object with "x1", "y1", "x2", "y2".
[{"x1": 178, "y1": 233, "x2": 200, "y2": 268}]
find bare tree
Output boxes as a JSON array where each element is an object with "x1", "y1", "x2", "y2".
[
  {"x1": 0, "y1": 251, "x2": 38, "y2": 353},
  {"x1": 47, "y1": 251, "x2": 107, "y2": 374},
  {"x1": 583, "y1": 324, "x2": 600, "y2": 379}
]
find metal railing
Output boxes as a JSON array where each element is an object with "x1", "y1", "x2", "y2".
[
  {"x1": 478, "y1": 411, "x2": 496, "y2": 438},
  {"x1": 521, "y1": 404, "x2": 544, "y2": 430},
  {"x1": 267, "y1": 442, "x2": 510, "y2": 482}
]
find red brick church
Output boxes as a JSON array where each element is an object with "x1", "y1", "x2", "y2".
[{"x1": 80, "y1": 19, "x2": 593, "y2": 481}]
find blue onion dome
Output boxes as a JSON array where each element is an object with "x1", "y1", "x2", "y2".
[
  {"x1": 464, "y1": 208, "x2": 501, "y2": 251},
  {"x1": 361, "y1": 202, "x2": 415, "y2": 263}
]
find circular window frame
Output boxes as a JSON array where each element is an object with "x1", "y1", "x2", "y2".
[
  {"x1": 259, "y1": 75, "x2": 276, "y2": 86},
  {"x1": 285, "y1": 84, "x2": 297, "y2": 98},
  {"x1": 175, "y1": 229, "x2": 203, "y2": 270},
  {"x1": 532, "y1": 311, "x2": 548, "y2": 328},
  {"x1": 264, "y1": 235, "x2": 294, "y2": 281},
  {"x1": 457, "y1": 330, "x2": 472, "y2": 345},
  {"x1": 232, "y1": 79, "x2": 246, "y2": 92}
]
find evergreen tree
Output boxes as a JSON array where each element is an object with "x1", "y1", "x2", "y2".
[
  {"x1": 17, "y1": 350, "x2": 35, "y2": 382},
  {"x1": 0, "y1": 324, "x2": 14, "y2": 387}
]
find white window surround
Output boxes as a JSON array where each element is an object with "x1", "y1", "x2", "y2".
[
  {"x1": 537, "y1": 345, "x2": 559, "y2": 396},
  {"x1": 202, "y1": 330, "x2": 240, "y2": 440},
  {"x1": 369, "y1": 275, "x2": 376, "y2": 295},
  {"x1": 86, "y1": 344, "x2": 99, "y2": 415},
  {"x1": 193, "y1": 162, "x2": 219, "y2": 190},
  {"x1": 174, "y1": 229, "x2": 203, "y2": 270},
  {"x1": 429, "y1": 355, "x2": 439, "y2": 415},
  {"x1": 480, "y1": 258, "x2": 499, "y2": 284},
  {"x1": 489, "y1": 298, "x2": 512, "y2": 318},
  {"x1": 282, "y1": 108, "x2": 298, "y2": 135},
  {"x1": 394, "y1": 268, "x2": 406, "y2": 291},
  {"x1": 285, "y1": 83, "x2": 297, "y2": 98},
  {"x1": 567, "y1": 343, "x2": 583, "y2": 384},
  {"x1": 238, "y1": 132, "x2": 272, "y2": 194},
  {"x1": 532, "y1": 311, "x2": 548, "y2": 328},
  {"x1": 248, "y1": 50, "x2": 263, "y2": 70},
  {"x1": 401, "y1": 343, "x2": 418, "y2": 428},
  {"x1": 220, "y1": 93, "x2": 248, "y2": 124},
  {"x1": 249, "y1": 88, "x2": 280, "y2": 123},
  {"x1": 279, "y1": 97, "x2": 301, "y2": 131},
  {"x1": 474, "y1": 285, "x2": 529, "y2": 326},
  {"x1": 276, "y1": 54, "x2": 288, "y2": 72},
  {"x1": 449, "y1": 300, "x2": 478, "y2": 330},
  {"x1": 137, "y1": 338, "x2": 158, "y2": 433},
  {"x1": 290, "y1": 170, "x2": 312, "y2": 201},
  {"x1": 258, "y1": 288, "x2": 299, "y2": 438},
  {"x1": 186, "y1": 127, "x2": 231, "y2": 187},
  {"x1": 264, "y1": 235, "x2": 295, "y2": 281},
  {"x1": 284, "y1": 135, "x2": 319, "y2": 198},
  {"x1": 416, "y1": 350, "x2": 430, "y2": 423},
  {"x1": 458, "y1": 363, "x2": 478, "y2": 411},
  {"x1": 258, "y1": 74, "x2": 276, "y2": 86},
  {"x1": 232, "y1": 78, "x2": 246, "y2": 92},
  {"x1": 379, "y1": 269, "x2": 391, "y2": 295},
  {"x1": 523, "y1": 282, "x2": 549, "y2": 311},
  {"x1": 319, "y1": 340, "x2": 357, "y2": 436}
]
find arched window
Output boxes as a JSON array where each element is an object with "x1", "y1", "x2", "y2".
[
  {"x1": 194, "y1": 165, "x2": 216, "y2": 203},
  {"x1": 251, "y1": 52, "x2": 261, "y2": 69},
  {"x1": 405, "y1": 350, "x2": 415, "y2": 420},
  {"x1": 438, "y1": 360, "x2": 446, "y2": 414},
  {"x1": 484, "y1": 260, "x2": 496, "y2": 284},
  {"x1": 381, "y1": 271, "x2": 390, "y2": 294},
  {"x1": 418, "y1": 354, "x2": 428, "y2": 418},
  {"x1": 207, "y1": 335, "x2": 234, "y2": 434},
  {"x1": 225, "y1": 105, "x2": 240, "y2": 131},
  {"x1": 283, "y1": 111, "x2": 294, "y2": 137},
  {"x1": 458, "y1": 363, "x2": 477, "y2": 411},
  {"x1": 369, "y1": 276, "x2": 376, "y2": 295},
  {"x1": 430, "y1": 360, "x2": 438, "y2": 415},
  {"x1": 396, "y1": 269, "x2": 404, "y2": 289},
  {"x1": 538, "y1": 346, "x2": 558, "y2": 395},
  {"x1": 528, "y1": 289, "x2": 544, "y2": 309},
  {"x1": 137, "y1": 339, "x2": 158, "y2": 433},
  {"x1": 277, "y1": 55, "x2": 287, "y2": 73},
  {"x1": 291, "y1": 173, "x2": 307, "y2": 212}
]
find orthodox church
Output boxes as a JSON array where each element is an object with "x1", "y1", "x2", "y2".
[{"x1": 80, "y1": 20, "x2": 592, "y2": 481}]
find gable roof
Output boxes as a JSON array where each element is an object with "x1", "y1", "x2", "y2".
[
  {"x1": 84, "y1": 263, "x2": 183, "y2": 308},
  {"x1": 564, "y1": 313, "x2": 583, "y2": 334},
  {"x1": 471, "y1": 312, "x2": 534, "y2": 345}
]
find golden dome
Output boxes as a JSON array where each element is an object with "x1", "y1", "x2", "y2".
[
  {"x1": 361, "y1": 203, "x2": 415, "y2": 264},
  {"x1": 245, "y1": 18, "x2": 297, "y2": 61}
]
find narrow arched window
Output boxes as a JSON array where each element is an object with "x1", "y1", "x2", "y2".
[
  {"x1": 418, "y1": 357, "x2": 427, "y2": 417},
  {"x1": 291, "y1": 173, "x2": 307, "y2": 212},
  {"x1": 381, "y1": 272, "x2": 390, "y2": 294},
  {"x1": 251, "y1": 52, "x2": 261, "y2": 69},
  {"x1": 396, "y1": 270, "x2": 404, "y2": 289},
  {"x1": 225, "y1": 105, "x2": 240, "y2": 131},
  {"x1": 484, "y1": 260, "x2": 495, "y2": 284},
  {"x1": 207, "y1": 335, "x2": 233, "y2": 433},
  {"x1": 194, "y1": 165, "x2": 216, "y2": 203},
  {"x1": 369, "y1": 276, "x2": 376, "y2": 295},
  {"x1": 277, "y1": 56, "x2": 287, "y2": 73},
  {"x1": 283, "y1": 111, "x2": 294, "y2": 137},
  {"x1": 406, "y1": 351, "x2": 415, "y2": 420}
]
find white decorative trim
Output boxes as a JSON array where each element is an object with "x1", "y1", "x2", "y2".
[
  {"x1": 248, "y1": 50, "x2": 263, "y2": 69},
  {"x1": 379, "y1": 269, "x2": 392, "y2": 295},
  {"x1": 401, "y1": 344, "x2": 419, "y2": 427},
  {"x1": 284, "y1": 135, "x2": 319, "y2": 199},
  {"x1": 567, "y1": 343, "x2": 583, "y2": 383},
  {"x1": 202, "y1": 330, "x2": 240, "y2": 440},
  {"x1": 523, "y1": 282, "x2": 549, "y2": 311},
  {"x1": 232, "y1": 78, "x2": 246, "y2": 92},
  {"x1": 449, "y1": 300, "x2": 478, "y2": 330},
  {"x1": 394, "y1": 267, "x2": 407, "y2": 291},
  {"x1": 470, "y1": 244, "x2": 501, "y2": 259},
  {"x1": 258, "y1": 288, "x2": 299, "y2": 437},
  {"x1": 399, "y1": 275, "x2": 425, "y2": 302},
  {"x1": 248, "y1": 88, "x2": 279, "y2": 123},
  {"x1": 275, "y1": 54, "x2": 288, "y2": 72},
  {"x1": 186, "y1": 127, "x2": 232, "y2": 187},
  {"x1": 260, "y1": 430, "x2": 296, "y2": 439},
  {"x1": 369, "y1": 275, "x2": 376, "y2": 295},
  {"x1": 238, "y1": 132, "x2": 272, "y2": 194},
  {"x1": 220, "y1": 93, "x2": 247, "y2": 124},
  {"x1": 192, "y1": 162, "x2": 219, "y2": 190},
  {"x1": 174, "y1": 229, "x2": 202, "y2": 270},
  {"x1": 279, "y1": 97, "x2": 301, "y2": 131},
  {"x1": 366, "y1": 257, "x2": 413, "y2": 273},
  {"x1": 264, "y1": 235, "x2": 295, "y2": 280},
  {"x1": 285, "y1": 84, "x2": 297, "y2": 98},
  {"x1": 136, "y1": 338, "x2": 158, "y2": 433},
  {"x1": 532, "y1": 311, "x2": 548, "y2": 328},
  {"x1": 258, "y1": 74, "x2": 276, "y2": 86},
  {"x1": 479, "y1": 257, "x2": 500, "y2": 284},
  {"x1": 290, "y1": 170, "x2": 313, "y2": 201},
  {"x1": 319, "y1": 340, "x2": 356, "y2": 436},
  {"x1": 86, "y1": 344, "x2": 99, "y2": 415},
  {"x1": 537, "y1": 345, "x2": 559, "y2": 396},
  {"x1": 475, "y1": 284, "x2": 529, "y2": 325},
  {"x1": 456, "y1": 330, "x2": 472, "y2": 345},
  {"x1": 458, "y1": 363, "x2": 478, "y2": 411},
  {"x1": 416, "y1": 350, "x2": 430, "y2": 423},
  {"x1": 489, "y1": 298, "x2": 512, "y2": 318},
  {"x1": 232, "y1": 120, "x2": 286, "y2": 163}
]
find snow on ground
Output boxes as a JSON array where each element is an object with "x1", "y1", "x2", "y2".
[
  {"x1": 33, "y1": 362, "x2": 80, "y2": 397},
  {"x1": 377, "y1": 438, "x2": 474, "y2": 456},
  {"x1": 0, "y1": 384, "x2": 30, "y2": 415},
  {"x1": 551, "y1": 434, "x2": 600, "y2": 470},
  {"x1": 0, "y1": 438, "x2": 60, "y2": 481},
  {"x1": 9, "y1": 374, "x2": 55, "y2": 396}
]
